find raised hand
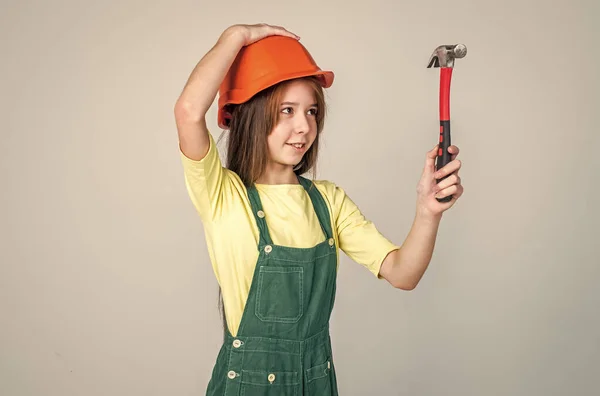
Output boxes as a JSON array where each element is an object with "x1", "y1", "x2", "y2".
[
  {"x1": 416, "y1": 144, "x2": 464, "y2": 217},
  {"x1": 230, "y1": 23, "x2": 300, "y2": 46}
]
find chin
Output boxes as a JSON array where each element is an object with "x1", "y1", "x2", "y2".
[
  {"x1": 274, "y1": 157, "x2": 303, "y2": 168},
  {"x1": 286, "y1": 160, "x2": 302, "y2": 167}
]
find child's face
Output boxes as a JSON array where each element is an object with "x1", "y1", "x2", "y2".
[{"x1": 267, "y1": 80, "x2": 319, "y2": 170}]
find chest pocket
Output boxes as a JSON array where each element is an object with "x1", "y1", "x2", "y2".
[{"x1": 255, "y1": 266, "x2": 304, "y2": 323}]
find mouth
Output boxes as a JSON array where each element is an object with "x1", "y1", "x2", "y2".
[{"x1": 286, "y1": 143, "x2": 307, "y2": 151}]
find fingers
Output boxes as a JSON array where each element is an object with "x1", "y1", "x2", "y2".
[
  {"x1": 435, "y1": 183, "x2": 464, "y2": 200},
  {"x1": 241, "y1": 23, "x2": 300, "y2": 46},
  {"x1": 434, "y1": 174, "x2": 461, "y2": 193},
  {"x1": 425, "y1": 144, "x2": 463, "y2": 203},
  {"x1": 260, "y1": 23, "x2": 300, "y2": 40},
  {"x1": 272, "y1": 24, "x2": 299, "y2": 36},
  {"x1": 423, "y1": 144, "x2": 438, "y2": 172},
  {"x1": 271, "y1": 25, "x2": 300, "y2": 39},
  {"x1": 427, "y1": 144, "x2": 439, "y2": 158},
  {"x1": 434, "y1": 184, "x2": 458, "y2": 199},
  {"x1": 455, "y1": 184, "x2": 464, "y2": 199},
  {"x1": 425, "y1": 144, "x2": 460, "y2": 173},
  {"x1": 448, "y1": 145, "x2": 460, "y2": 161},
  {"x1": 434, "y1": 158, "x2": 461, "y2": 180},
  {"x1": 448, "y1": 145, "x2": 459, "y2": 155}
]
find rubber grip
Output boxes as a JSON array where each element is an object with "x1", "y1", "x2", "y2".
[{"x1": 436, "y1": 120, "x2": 453, "y2": 203}]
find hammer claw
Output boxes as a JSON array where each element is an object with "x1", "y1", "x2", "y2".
[{"x1": 427, "y1": 55, "x2": 440, "y2": 68}]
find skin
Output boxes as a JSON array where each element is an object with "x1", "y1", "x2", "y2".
[
  {"x1": 174, "y1": 23, "x2": 464, "y2": 291},
  {"x1": 256, "y1": 77, "x2": 464, "y2": 290},
  {"x1": 174, "y1": 23, "x2": 299, "y2": 162},
  {"x1": 256, "y1": 80, "x2": 319, "y2": 185},
  {"x1": 378, "y1": 145, "x2": 463, "y2": 290}
]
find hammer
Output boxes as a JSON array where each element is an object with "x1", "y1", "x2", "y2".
[{"x1": 427, "y1": 44, "x2": 467, "y2": 202}]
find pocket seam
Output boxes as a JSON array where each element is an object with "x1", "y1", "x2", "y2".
[
  {"x1": 241, "y1": 384, "x2": 298, "y2": 396},
  {"x1": 305, "y1": 360, "x2": 331, "y2": 383}
]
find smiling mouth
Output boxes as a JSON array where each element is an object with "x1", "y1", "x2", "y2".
[{"x1": 286, "y1": 143, "x2": 306, "y2": 149}]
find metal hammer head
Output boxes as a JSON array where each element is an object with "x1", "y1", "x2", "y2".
[{"x1": 427, "y1": 44, "x2": 467, "y2": 68}]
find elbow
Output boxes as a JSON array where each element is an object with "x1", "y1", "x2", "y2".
[
  {"x1": 391, "y1": 277, "x2": 419, "y2": 291},
  {"x1": 174, "y1": 99, "x2": 204, "y2": 123},
  {"x1": 379, "y1": 251, "x2": 421, "y2": 291},
  {"x1": 394, "y1": 282, "x2": 417, "y2": 291}
]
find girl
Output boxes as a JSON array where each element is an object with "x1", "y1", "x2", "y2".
[{"x1": 174, "y1": 23, "x2": 463, "y2": 396}]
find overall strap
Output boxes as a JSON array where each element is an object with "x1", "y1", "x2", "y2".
[
  {"x1": 246, "y1": 185, "x2": 273, "y2": 246},
  {"x1": 298, "y1": 176, "x2": 333, "y2": 241}
]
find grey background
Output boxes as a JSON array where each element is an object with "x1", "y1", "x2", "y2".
[{"x1": 1, "y1": 0, "x2": 598, "y2": 395}]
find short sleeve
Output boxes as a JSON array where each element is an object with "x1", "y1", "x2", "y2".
[
  {"x1": 180, "y1": 132, "x2": 226, "y2": 222},
  {"x1": 331, "y1": 185, "x2": 400, "y2": 277}
]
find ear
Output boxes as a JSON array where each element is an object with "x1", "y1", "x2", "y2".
[
  {"x1": 219, "y1": 107, "x2": 232, "y2": 129},
  {"x1": 223, "y1": 111, "x2": 232, "y2": 127}
]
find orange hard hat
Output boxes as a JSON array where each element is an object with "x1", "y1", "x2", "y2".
[{"x1": 217, "y1": 35, "x2": 334, "y2": 129}]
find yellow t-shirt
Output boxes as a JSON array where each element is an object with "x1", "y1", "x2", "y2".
[{"x1": 180, "y1": 132, "x2": 400, "y2": 336}]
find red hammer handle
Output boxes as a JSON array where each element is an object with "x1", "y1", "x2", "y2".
[{"x1": 436, "y1": 67, "x2": 453, "y2": 203}]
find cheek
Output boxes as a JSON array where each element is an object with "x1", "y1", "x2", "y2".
[
  {"x1": 269, "y1": 125, "x2": 290, "y2": 145},
  {"x1": 266, "y1": 130, "x2": 287, "y2": 157},
  {"x1": 308, "y1": 128, "x2": 318, "y2": 143}
]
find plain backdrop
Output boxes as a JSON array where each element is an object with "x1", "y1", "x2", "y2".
[{"x1": 1, "y1": 0, "x2": 599, "y2": 395}]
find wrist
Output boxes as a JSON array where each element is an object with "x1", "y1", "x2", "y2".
[
  {"x1": 219, "y1": 25, "x2": 246, "y2": 47},
  {"x1": 415, "y1": 206, "x2": 442, "y2": 224}
]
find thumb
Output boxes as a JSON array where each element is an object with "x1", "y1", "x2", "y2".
[{"x1": 423, "y1": 144, "x2": 438, "y2": 175}]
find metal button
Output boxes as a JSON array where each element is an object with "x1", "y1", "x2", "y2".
[
  {"x1": 268, "y1": 373, "x2": 275, "y2": 383},
  {"x1": 327, "y1": 361, "x2": 331, "y2": 369},
  {"x1": 232, "y1": 339, "x2": 241, "y2": 348},
  {"x1": 257, "y1": 210, "x2": 265, "y2": 218},
  {"x1": 264, "y1": 245, "x2": 272, "y2": 253},
  {"x1": 227, "y1": 370, "x2": 236, "y2": 379},
  {"x1": 328, "y1": 238, "x2": 335, "y2": 246}
]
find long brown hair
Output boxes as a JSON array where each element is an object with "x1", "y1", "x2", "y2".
[
  {"x1": 216, "y1": 76, "x2": 328, "y2": 333},
  {"x1": 223, "y1": 76, "x2": 327, "y2": 185}
]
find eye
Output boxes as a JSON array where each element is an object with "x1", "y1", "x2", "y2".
[
  {"x1": 281, "y1": 107, "x2": 293, "y2": 114},
  {"x1": 308, "y1": 108, "x2": 318, "y2": 116}
]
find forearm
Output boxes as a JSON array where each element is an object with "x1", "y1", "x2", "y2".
[
  {"x1": 174, "y1": 27, "x2": 246, "y2": 160},
  {"x1": 175, "y1": 26, "x2": 245, "y2": 120},
  {"x1": 389, "y1": 211, "x2": 442, "y2": 289}
]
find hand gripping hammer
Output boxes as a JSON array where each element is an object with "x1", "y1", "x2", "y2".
[{"x1": 427, "y1": 44, "x2": 467, "y2": 202}]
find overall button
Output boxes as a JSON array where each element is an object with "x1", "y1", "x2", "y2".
[
  {"x1": 227, "y1": 370, "x2": 236, "y2": 379},
  {"x1": 232, "y1": 339, "x2": 242, "y2": 348},
  {"x1": 264, "y1": 245, "x2": 272, "y2": 253},
  {"x1": 268, "y1": 373, "x2": 275, "y2": 383},
  {"x1": 328, "y1": 238, "x2": 335, "y2": 246},
  {"x1": 257, "y1": 210, "x2": 265, "y2": 218}
]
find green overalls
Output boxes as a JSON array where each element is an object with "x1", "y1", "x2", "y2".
[{"x1": 206, "y1": 176, "x2": 339, "y2": 396}]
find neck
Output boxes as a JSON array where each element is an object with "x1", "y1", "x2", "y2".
[{"x1": 255, "y1": 163, "x2": 299, "y2": 185}]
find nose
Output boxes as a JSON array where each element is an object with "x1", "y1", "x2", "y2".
[{"x1": 293, "y1": 113, "x2": 310, "y2": 134}]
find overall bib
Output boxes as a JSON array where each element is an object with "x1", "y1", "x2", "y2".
[{"x1": 206, "y1": 176, "x2": 339, "y2": 396}]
